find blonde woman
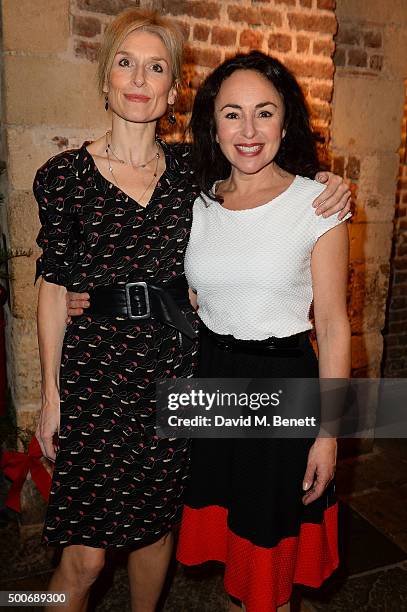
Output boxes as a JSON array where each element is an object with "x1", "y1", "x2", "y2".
[
  {"x1": 35, "y1": 10, "x2": 200, "y2": 612},
  {"x1": 36, "y1": 8, "x2": 350, "y2": 612}
]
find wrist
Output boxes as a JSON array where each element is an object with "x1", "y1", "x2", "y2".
[
  {"x1": 315, "y1": 436, "x2": 337, "y2": 445},
  {"x1": 41, "y1": 388, "x2": 60, "y2": 404}
]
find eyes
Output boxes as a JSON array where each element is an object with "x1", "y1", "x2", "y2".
[
  {"x1": 117, "y1": 57, "x2": 165, "y2": 73},
  {"x1": 224, "y1": 110, "x2": 274, "y2": 119}
]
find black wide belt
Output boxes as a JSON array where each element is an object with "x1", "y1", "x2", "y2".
[
  {"x1": 201, "y1": 323, "x2": 308, "y2": 356},
  {"x1": 87, "y1": 275, "x2": 196, "y2": 341}
]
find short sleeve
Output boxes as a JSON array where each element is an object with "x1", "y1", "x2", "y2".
[
  {"x1": 314, "y1": 210, "x2": 351, "y2": 242},
  {"x1": 33, "y1": 154, "x2": 80, "y2": 286}
]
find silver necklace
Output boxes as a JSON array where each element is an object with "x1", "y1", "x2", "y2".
[
  {"x1": 105, "y1": 130, "x2": 160, "y2": 168},
  {"x1": 104, "y1": 132, "x2": 160, "y2": 204}
]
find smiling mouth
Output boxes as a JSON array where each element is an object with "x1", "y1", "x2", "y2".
[
  {"x1": 124, "y1": 94, "x2": 151, "y2": 103},
  {"x1": 235, "y1": 144, "x2": 264, "y2": 155}
]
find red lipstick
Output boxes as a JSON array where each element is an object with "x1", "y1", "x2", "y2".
[{"x1": 234, "y1": 143, "x2": 264, "y2": 156}]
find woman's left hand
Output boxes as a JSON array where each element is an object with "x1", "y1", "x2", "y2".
[
  {"x1": 313, "y1": 172, "x2": 351, "y2": 220},
  {"x1": 302, "y1": 438, "x2": 337, "y2": 505}
]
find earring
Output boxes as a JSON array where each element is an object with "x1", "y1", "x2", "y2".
[
  {"x1": 167, "y1": 104, "x2": 176, "y2": 125},
  {"x1": 105, "y1": 95, "x2": 109, "y2": 111}
]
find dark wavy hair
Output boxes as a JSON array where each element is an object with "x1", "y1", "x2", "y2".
[{"x1": 189, "y1": 51, "x2": 320, "y2": 199}]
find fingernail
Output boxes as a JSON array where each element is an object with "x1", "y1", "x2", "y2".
[{"x1": 303, "y1": 482, "x2": 310, "y2": 490}]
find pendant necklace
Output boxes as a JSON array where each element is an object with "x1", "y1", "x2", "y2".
[{"x1": 104, "y1": 130, "x2": 160, "y2": 204}]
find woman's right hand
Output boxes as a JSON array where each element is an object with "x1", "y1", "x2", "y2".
[
  {"x1": 36, "y1": 398, "x2": 60, "y2": 462},
  {"x1": 66, "y1": 291, "x2": 90, "y2": 318}
]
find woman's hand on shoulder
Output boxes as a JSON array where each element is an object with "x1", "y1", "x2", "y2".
[
  {"x1": 36, "y1": 394, "x2": 60, "y2": 463},
  {"x1": 313, "y1": 171, "x2": 351, "y2": 220},
  {"x1": 302, "y1": 437, "x2": 337, "y2": 505}
]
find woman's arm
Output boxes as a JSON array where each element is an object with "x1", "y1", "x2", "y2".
[
  {"x1": 302, "y1": 223, "x2": 351, "y2": 505},
  {"x1": 312, "y1": 223, "x2": 350, "y2": 377},
  {"x1": 36, "y1": 279, "x2": 67, "y2": 462}
]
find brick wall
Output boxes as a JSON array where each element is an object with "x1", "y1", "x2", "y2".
[
  {"x1": 383, "y1": 82, "x2": 407, "y2": 376},
  {"x1": 334, "y1": 21, "x2": 384, "y2": 74},
  {"x1": 71, "y1": 0, "x2": 337, "y2": 159}
]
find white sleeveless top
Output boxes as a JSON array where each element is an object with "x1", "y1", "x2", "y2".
[{"x1": 184, "y1": 175, "x2": 350, "y2": 340}]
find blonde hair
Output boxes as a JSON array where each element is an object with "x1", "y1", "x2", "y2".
[{"x1": 98, "y1": 9, "x2": 184, "y2": 95}]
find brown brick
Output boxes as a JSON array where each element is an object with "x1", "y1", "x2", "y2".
[
  {"x1": 333, "y1": 47, "x2": 346, "y2": 66},
  {"x1": 390, "y1": 282, "x2": 407, "y2": 297},
  {"x1": 346, "y1": 156, "x2": 360, "y2": 180},
  {"x1": 311, "y1": 101, "x2": 331, "y2": 122},
  {"x1": 332, "y1": 156, "x2": 345, "y2": 176},
  {"x1": 395, "y1": 206, "x2": 407, "y2": 218},
  {"x1": 212, "y1": 26, "x2": 237, "y2": 47},
  {"x1": 364, "y1": 30, "x2": 382, "y2": 48},
  {"x1": 268, "y1": 33, "x2": 292, "y2": 52},
  {"x1": 193, "y1": 24, "x2": 210, "y2": 42},
  {"x1": 228, "y1": 6, "x2": 282, "y2": 27},
  {"x1": 336, "y1": 27, "x2": 360, "y2": 45},
  {"x1": 288, "y1": 13, "x2": 337, "y2": 35},
  {"x1": 389, "y1": 319, "x2": 407, "y2": 333},
  {"x1": 310, "y1": 83, "x2": 332, "y2": 102},
  {"x1": 52, "y1": 136, "x2": 69, "y2": 150},
  {"x1": 240, "y1": 30, "x2": 264, "y2": 49},
  {"x1": 72, "y1": 16, "x2": 101, "y2": 38},
  {"x1": 74, "y1": 40, "x2": 100, "y2": 62},
  {"x1": 296, "y1": 36, "x2": 310, "y2": 53},
  {"x1": 348, "y1": 48, "x2": 367, "y2": 67},
  {"x1": 386, "y1": 366, "x2": 407, "y2": 377},
  {"x1": 317, "y1": 0, "x2": 336, "y2": 8},
  {"x1": 384, "y1": 334, "x2": 400, "y2": 347},
  {"x1": 285, "y1": 57, "x2": 334, "y2": 79},
  {"x1": 394, "y1": 256, "x2": 407, "y2": 270},
  {"x1": 313, "y1": 39, "x2": 335, "y2": 57},
  {"x1": 395, "y1": 271, "x2": 407, "y2": 284},
  {"x1": 274, "y1": 0, "x2": 295, "y2": 5},
  {"x1": 173, "y1": 20, "x2": 190, "y2": 41},
  {"x1": 163, "y1": 1, "x2": 220, "y2": 20},
  {"x1": 77, "y1": 0, "x2": 139, "y2": 14},
  {"x1": 386, "y1": 345, "x2": 407, "y2": 359},
  {"x1": 370, "y1": 55, "x2": 383, "y2": 71},
  {"x1": 184, "y1": 45, "x2": 222, "y2": 68},
  {"x1": 299, "y1": 0, "x2": 312, "y2": 6}
]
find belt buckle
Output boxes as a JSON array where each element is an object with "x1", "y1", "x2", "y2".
[{"x1": 125, "y1": 282, "x2": 151, "y2": 320}]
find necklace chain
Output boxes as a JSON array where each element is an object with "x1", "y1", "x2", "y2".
[
  {"x1": 104, "y1": 131, "x2": 160, "y2": 205},
  {"x1": 105, "y1": 130, "x2": 159, "y2": 168}
]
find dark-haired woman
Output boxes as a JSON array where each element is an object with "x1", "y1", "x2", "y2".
[{"x1": 176, "y1": 52, "x2": 351, "y2": 612}]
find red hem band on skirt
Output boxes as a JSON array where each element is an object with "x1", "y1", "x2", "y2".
[{"x1": 177, "y1": 503, "x2": 338, "y2": 612}]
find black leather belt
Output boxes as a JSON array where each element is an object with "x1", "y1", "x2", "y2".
[
  {"x1": 201, "y1": 323, "x2": 308, "y2": 356},
  {"x1": 87, "y1": 275, "x2": 197, "y2": 342}
]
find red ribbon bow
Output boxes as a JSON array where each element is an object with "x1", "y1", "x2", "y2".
[{"x1": 0, "y1": 435, "x2": 52, "y2": 513}]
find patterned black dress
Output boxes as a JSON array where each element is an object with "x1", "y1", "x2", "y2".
[{"x1": 34, "y1": 141, "x2": 200, "y2": 548}]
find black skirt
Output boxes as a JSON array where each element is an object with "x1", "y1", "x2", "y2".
[{"x1": 177, "y1": 323, "x2": 338, "y2": 611}]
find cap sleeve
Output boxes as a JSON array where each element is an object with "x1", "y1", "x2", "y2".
[
  {"x1": 314, "y1": 210, "x2": 351, "y2": 242},
  {"x1": 33, "y1": 153, "x2": 80, "y2": 286}
]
